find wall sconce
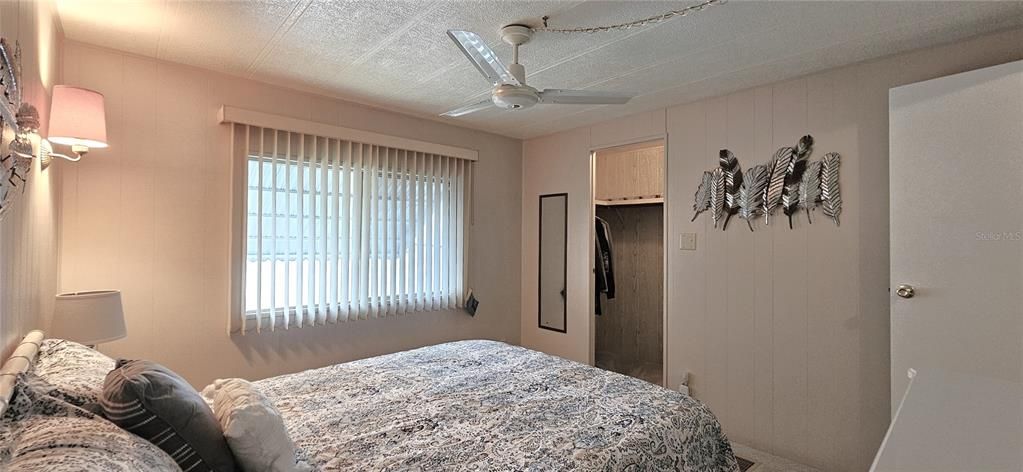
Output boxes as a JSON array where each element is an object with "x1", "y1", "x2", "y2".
[
  {"x1": 47, "y1": 85, "x2": 108, "y2": 162},
  {"x1": 0, "y1": 36, "x2": 109, "y2": 221},
  {"x1": 7, "y1": 86, "x2": 108, "y2": 167}
]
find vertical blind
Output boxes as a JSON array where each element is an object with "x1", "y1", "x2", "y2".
[{"x1": 236, "y1": 124, "x2": 472, "y2": 332}]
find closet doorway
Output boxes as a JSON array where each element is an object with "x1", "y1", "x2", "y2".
[{"x1": 592, "y1": 139, "x2": 665, "y2": 386}]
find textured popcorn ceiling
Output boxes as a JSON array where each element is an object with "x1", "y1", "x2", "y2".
[{"x1": 56, "y1": 1, "x2": 1023, "y2": 139}]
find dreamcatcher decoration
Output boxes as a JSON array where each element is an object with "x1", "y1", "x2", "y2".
[
  {"x1": 690, "y1": 134, "x2": 842, "y2": 231},
  {"x1": 0, "y1": 37, "x2": 39, "y2": 222}
]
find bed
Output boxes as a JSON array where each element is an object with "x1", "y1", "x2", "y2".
[
  {"x1": 1, "y1": 334, "x2": 737, "y2": 471},
  {"x1": 256, "y1": 340, "x2": 739, "y2": 471}
]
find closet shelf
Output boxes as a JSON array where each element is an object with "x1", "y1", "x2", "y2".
[{"x1": 595, "y1": 197, "x2": 664, "y2": 206}]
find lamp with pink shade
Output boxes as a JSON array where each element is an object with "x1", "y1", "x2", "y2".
[{"x1": 47, "y1": 85, "x2": 108, "y2": 162}]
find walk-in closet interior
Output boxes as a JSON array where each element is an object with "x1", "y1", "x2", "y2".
[{"x1": 593, "y1": 141, "x2": 665, "y2": 386}]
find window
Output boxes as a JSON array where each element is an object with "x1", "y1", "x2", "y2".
[{"x1": 234, "y1": 125, "x2": 472, "y2": 332}]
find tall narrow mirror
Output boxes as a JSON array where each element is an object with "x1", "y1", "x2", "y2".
[{"x1": 539, "y1": 193, "x2": 568, "y2": 332}]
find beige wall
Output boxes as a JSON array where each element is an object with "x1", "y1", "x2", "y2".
[
  {"x1": 521, "y1": 28, "x2": 1023, "y2": 472},
  {"x1": 57, "y1": 41, "x2": 522, "y2": 387},
  {"x1": 0, "y1": 0, "x2": 62, "y2": 358}
]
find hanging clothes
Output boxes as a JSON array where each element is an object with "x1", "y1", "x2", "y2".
[{"x1": 594, "y1": 216, "x2": 616, "y2": 315}]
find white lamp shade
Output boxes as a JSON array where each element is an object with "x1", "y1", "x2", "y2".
[
  {"x1": 48, "y1": 85, "x2": 108, "y2": 149},
  {"x1": 51, "y1": 290, "x2": 126, "y2": 345}
]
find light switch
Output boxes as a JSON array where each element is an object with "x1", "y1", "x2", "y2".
[{"x1": 679, "y1": 232, "x2": 697, "y2": 250}]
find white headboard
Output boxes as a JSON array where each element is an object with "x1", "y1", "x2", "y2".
[{"x1": 0, "y1": 330, "x2": 43, "y2": 417}]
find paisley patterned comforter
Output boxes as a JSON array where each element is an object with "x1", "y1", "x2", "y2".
[{"x1": 255, "y1": 340, "x2": 738, "y2": 471}]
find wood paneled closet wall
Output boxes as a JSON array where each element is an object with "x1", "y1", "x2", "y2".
[{"x1": 594, "y1": 143, "x2": 665, "y2": 386}]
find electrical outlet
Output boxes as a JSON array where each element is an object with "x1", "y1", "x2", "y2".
[
  {"x1": 679, "y1": 232, "x2": 697, "y2": 250},
  {"x1": 678, "y1": 371, "x2": 692, "y2": 396}
]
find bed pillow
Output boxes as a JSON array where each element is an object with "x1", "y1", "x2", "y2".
[
  {"x1": 0, "y1": 379, "x2": 180, "y2": 472},
  {"x1": 202, "y1": 378, "x2": 310, "y2": 472},
  {"x1": 31, "y1": 339, "x2": 115, "y2": 406},
  {"x1": 101, "y1": 359, "x2": 237, "y2": 472}
]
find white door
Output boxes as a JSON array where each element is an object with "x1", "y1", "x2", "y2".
[{"x1": 889, "y1": 59, "x2": 1023, "y2": 415}]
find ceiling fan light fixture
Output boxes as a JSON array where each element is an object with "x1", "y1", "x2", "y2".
[{"x1": 491, "y1": 84, "x2": 539, "y2": 111}]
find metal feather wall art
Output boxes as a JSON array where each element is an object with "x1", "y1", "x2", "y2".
[
  {"x1": 691, "y1": 170, "x2": 713, "y2": 221},
  {"x1": 781, "y1": 135, "x2": 813, "y2": 229},
  {"x1": 820, "y1": 152, "x2": 842, "y2": 226},
  {"x1": 737, "y1": 164, "x2": 768, "y2": 231},
  {"x1": 0, "y1": 37, "x2": 28, "y2": 223},
  {"x1": 709, "y1": 168, "x2": 725, "y2": 228},
  {"x1": 0, "y1": 38, "x2": 20, "y2": 124},
  {"x1": 799, "y1": 160, "x2": 823, "y2": 223},
  {"x1": 688, "y1": 134, "x2": 842, "y2": 232},
  {"x1": 718, "y1": 150, "x2": 743, "y2": 230},
  {"x1": 762, "y1": 146, "x2": 793, "y2": 225}
]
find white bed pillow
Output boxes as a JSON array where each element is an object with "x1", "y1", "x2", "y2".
[{"x1": 202, "y1": 378, "x2": 310, "y2": 472}]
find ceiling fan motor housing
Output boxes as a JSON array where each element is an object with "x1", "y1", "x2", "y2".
[
  {"x1": 491, "y1": 84, "x2": 539, "y2": 110},
  {"x1": 500, "y1": 25, "x2": 533, "y2": 47}
]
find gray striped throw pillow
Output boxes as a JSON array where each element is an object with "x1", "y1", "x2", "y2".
[{"x1": 101, "y1": 359, "x2": 238, "y2": 472}]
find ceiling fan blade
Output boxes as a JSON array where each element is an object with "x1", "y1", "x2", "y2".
[
  {"x1": 441, "y1": 99, "x2": 494, "y2": 117},
  {"x1": 447, "y1": 30, "x2": 520, "y2": 87},
  {"x1": 538, "y1": 89, "x2": 632, "y2": 105}
]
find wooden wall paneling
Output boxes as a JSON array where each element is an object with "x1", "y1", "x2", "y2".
[
  {"x1": 594, "y1": 204, "x2": 663, "y2": 382},
  {"x1": 804, "y1": 72, "x2": 839, "y2": 470},
  {"x1": 1, "y1": 0, "x2": 61, "y2": 357},
  {"x1": 724, "y1": 89, "x2": 757, "y2": 445},
  {"x1": 751, "y1": 85, "x2": 776, "y2": 453},
  {"x1": 664, "y1": 102, "x2": 707, "y2": 395},
  {"x1": 702, "y1": 96, "x2": 729, "y2": 428},
  {"x1": 198, "y1": 69, "x2": 239, "y2": 381},
  {"x1": 770, "y1": 78, "x2": 810, "y2": 464},
  {"x1": 203, "y1": 70, "x2": 236, "y2": 347},
  {"x1": 521, "y1": 127, "x2": 593, "y2": 364},
  {"x1": 58, "y1": 44, "x2": 82, "y2": 292},
  {"x1": 116, "y1": 56, "x2": 159, "y2": 359},
  {"x1": 152, "y1": 62, "x2": 209, "y2": 371},
  {"x1": 66, "y1": 45, "x2": 123, "y2": 291},
  {"x1": 589, "y1": 109, "x2": 666, "y2": 150},
  {"x1": 845, "y1": 58, "x2": 889, "y2": 472},
  {"x1": 824, "y1": 64, "x2": 866, "y2": 472}
]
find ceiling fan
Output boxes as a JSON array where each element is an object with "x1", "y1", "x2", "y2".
[{"x1": 441, "y1": 25, "x2": 632, "y2": 117}]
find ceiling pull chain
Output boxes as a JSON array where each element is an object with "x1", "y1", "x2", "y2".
[{"x1": 533, "y1": 0, "x2": 725, "y2": 34}]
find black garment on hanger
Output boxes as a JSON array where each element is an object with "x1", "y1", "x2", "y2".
[{"x1": 594, "y1": 216, "x2": 616, "y2": 315}]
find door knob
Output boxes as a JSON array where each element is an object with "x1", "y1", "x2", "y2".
[{"x1": 896, "y1": 284, "x2": 915, "y2": 299}]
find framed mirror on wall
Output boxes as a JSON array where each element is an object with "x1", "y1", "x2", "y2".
[{"x1": 538, "y1": 193, "x2": 568, "y2": 333}]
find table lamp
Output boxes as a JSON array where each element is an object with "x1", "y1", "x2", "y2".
[{"x1": 50, "y1": 290, "x2": 126, "y2": 348}]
